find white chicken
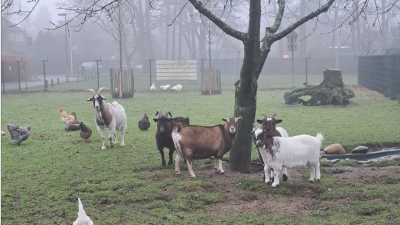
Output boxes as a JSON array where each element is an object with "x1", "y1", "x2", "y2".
[
  {"x1": 73, "y1": 198, "x2": 93, "y2": 225},
  {"x1": 160, "y1": 84, "x2": 170, "y2": 90},
  {"x1": 150, "y1": 83, "x2": 156, "y2": 91},
  {"x1": 171, "y1": 84, "x2": 182, "y2": 91}
]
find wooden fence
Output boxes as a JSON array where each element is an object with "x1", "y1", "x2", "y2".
[{"x1": 110, "y1": 68, "x2": 134, "y2": 98}]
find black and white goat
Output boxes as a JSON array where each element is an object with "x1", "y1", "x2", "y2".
[
  {"x1": 154, "y1": 109, "x2": 190, "y2": 167},
  {"x1": 255, "y1": 114, "x2": 289, "y2": 181},
  {"x1": 255, "y1": 128, "x2": 324, "y2": 187},
  {"x1": 87, "y1": 88, "x2": 127, "y2": 150}
]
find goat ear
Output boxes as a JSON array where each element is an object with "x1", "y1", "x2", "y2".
[
  {"x1": 153, "y1": 118, "x2": 158, "y2": 122},
  {"x1": 276, "y1": 119, "x2": 283, "y2": 124},
  {"x1": 236, "y1": 117, "x2": 243, "y2": 122},
  {"x1": 87, "y1": 97, "x2": 93, "y2": 101},
  {"x1": 256, "y1": 119, "x2": 263, "y2": 124},
  {"x1": 222, "y1": 118, "x2": 228, "y2": 122}
]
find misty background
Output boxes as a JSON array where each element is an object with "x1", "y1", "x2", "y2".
[{"x1": 1, "y1": 0, "x2": 400, "y2": 84}]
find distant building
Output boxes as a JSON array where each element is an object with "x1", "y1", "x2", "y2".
[{"x1": 1, "y1": 17, "x2": 32, "y2": 55}]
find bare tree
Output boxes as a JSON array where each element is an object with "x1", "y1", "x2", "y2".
[{"x1": 97, "y1": 2, "x2": 133, "y2": 70}]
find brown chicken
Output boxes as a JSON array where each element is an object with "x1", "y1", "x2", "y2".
[
  {"x1": 80, "y1": 122, "x2": 92, "y2": 141},
  {"x1": 65, "y1": 121, "x2": 81, "y2": 131},
  {"x1": 60, "y1": 109, "x2": 76, "y2": 125}
]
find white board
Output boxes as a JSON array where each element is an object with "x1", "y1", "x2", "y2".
[{"x1": 156, "y1": 60, "x2": 197, "y2": 80}]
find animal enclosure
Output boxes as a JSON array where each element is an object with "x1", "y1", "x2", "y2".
[
  {"x1": 200, "y1": 68, "x2": 221, "y2": 95},
  {"x1": 110, "y1": 68, "x2": 134, "y2": 98}
]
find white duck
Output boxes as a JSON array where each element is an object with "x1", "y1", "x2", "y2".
[
  {"x1": 160, "y1": 84, "x2": 170, "y2": 90},
  {"x1": 73, "y1": 198, "x2": 94, "y2": 225},
  {"x1": 150, "y1": 83, "x2": 156, "y2": 91},
  {"x1": 171, "y1": 84, "x2": 182, "y2": 91}
]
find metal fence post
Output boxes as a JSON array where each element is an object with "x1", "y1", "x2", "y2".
[
  {"x1": 17, "y1": 60, "x2": 21, "y2": 92},
  {"x1": 1, "y1": 61, "x2": 4, "y2": 94}
]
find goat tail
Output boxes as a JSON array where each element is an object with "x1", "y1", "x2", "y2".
[
  {"x1": 316, "y1": 133, "x2": 324, "y2": 143},
  {"x1": 171, "y1": 126, "x2": 183, "y2": 156}
]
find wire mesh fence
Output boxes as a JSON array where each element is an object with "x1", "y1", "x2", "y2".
[{"x1": 358, "y1": 54, "x2": 400, "y2": 99}]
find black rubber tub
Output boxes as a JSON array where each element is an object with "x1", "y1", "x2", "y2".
[{"x1": 320, "y1": 149, "x2": 400, "y2": 161}]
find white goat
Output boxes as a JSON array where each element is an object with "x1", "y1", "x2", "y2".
[
  {"x1": 255, "y1": 131, "x2": 324, "y2": 187},
  {"x1": 87, "y1": 88, "x2": 127, "y2": 150}
]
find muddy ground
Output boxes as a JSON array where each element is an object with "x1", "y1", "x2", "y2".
[{"x1": 177, "y1": 158, "x2": 400, "y2": 217}]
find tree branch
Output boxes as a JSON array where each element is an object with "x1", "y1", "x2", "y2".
[
  {"x1": 187, "y1": 0, "x2": 246, "y2": 42},
  {"x1": 272, "y1": 0, "x2": 336, "y2": 41}
]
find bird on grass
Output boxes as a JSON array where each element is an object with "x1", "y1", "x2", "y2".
[
  {"x1": 171, "y1": 84, "x2": 182, "y2": 91},
  {"x1": 138, "y1": 113, "x2": 150, "y2": 131},
  {"x1": 160, "y1": 84, "x2": 170, "y2": 90},
  {"x1": 65, "y1": 121, "x2": 81, "y2": 132},
  {"x1": 80, "y1": 122, "x2": 92, "y2": 142},
  {"x1": 60, "y1": 109, "x2": 76, "y2": 125},
  {"x1": 73, "y1": 198, "x2": 93, "y2": 225},
  {"x1": 150, "y1": 83, "x2": 156, "y2": 92},
  {"x1": 7, "y1": 124, "x2": 31, "y2": 146}
]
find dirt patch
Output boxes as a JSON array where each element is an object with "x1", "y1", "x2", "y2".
[
  {"x1": 176, "y1": 159, "x2": 399, "y2": 217},
  {"x1": 326, "y1": 166, "x2": 399, "y2": 180}
]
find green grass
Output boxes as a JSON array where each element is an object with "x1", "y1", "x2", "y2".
[{"x1": 1, "y1": 87, "x2": 400, "y2": 224}]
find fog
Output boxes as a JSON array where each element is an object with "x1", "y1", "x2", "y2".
[{"x1": 2, "y1": 0, "x2": 400, "y2": 73}]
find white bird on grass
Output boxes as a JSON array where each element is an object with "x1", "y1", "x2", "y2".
[
  {"x1": 73, "y1": 198, "x2": 94, "y2": 225},
  {"x1": 171, "y1": 84, "x2": 182, "y2": 91},
  {"x1": 160, "y1": 84, "x2": 170, "y2": 90},
  {"x1": 150, "y1": 83, "x2": 156, "y2": 91}
]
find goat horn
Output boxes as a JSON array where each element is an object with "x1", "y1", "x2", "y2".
[
  {"x1": 262, "y1": 114, "x2": 268, "y2": 119},
  {"x1": 87, "y1": 89, "x2": 96, "y2": 95},
  {"x1": 271, "y1": 114, "x2": 276, "y2": 119},
  {"x1": 97, "y1": 87, "x2": 106, "y2": 94},
  {"x1": 164, "y1": 110, "x2": 170, "y2": 117},
  {"x1": 156, "y1": 109, "x2": 162, "y2": 118}
]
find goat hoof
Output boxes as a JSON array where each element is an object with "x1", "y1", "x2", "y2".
[
  {"x1": 317, "y1": 179, "x2": 320, "y2": 182},
  {"x1": 309, "y1": 180, "x2": 314, "y2": 183},
  {"x1": 270, "y1": 177, "x2": 274, "y2": 182},
  {"x1": 162, "y1": 162, "x2": 166, "y2": 167},
  {"x1": 271, "y1": 183, "x2": 279, "y2": 188},
  {"x1": 175, "y1": 171, "x2": 180, "y2": 175},
  {"x1": 101, "y1": 146, "x2": 106, "y2": 150},
  {"x1": 120, "y1": 143, "x2": 125, "y2": 147},
  {"x1": 283, "y1": 174, "x2": 288, "y2": 181}
]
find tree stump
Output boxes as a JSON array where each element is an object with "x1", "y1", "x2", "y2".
[{"x1": 284, "y1": 69, "x2": 355, "y2": 106}]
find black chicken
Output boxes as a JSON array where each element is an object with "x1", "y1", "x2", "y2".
[
  {"x1": 7, "y1": 124, "x2": 31, "y2": 146},
  {"x1": 80, "y1": 122, "x2": 92, "y2": 141},
  {"x1": 138, "y1": 113, "x2": 150, "y2": 131}
]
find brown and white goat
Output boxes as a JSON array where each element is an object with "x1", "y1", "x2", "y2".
[
  {"x1": 256, "y1": 113, "x2": 289, "y2": 181},
  {"x1": 153, "y1": 109, "x2": 190, "y2": 167},
  {"x1": 172, "y1": 117, "x2": 242, "y2": 177},
  {"x1": 87, "y1": 88, "x2": 127, "y2": 150}
]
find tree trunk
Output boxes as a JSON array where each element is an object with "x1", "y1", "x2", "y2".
[
  {"x1": 284, "y1": 69, "x2": 355, "y2": 106},
  {"x1": 230, "y1": 80, "x2": 257, "y2": 173},
  {"x1": 165, "y1": 0, "x2": 170, "y2": 59},
  {"x1": 229, "y1": 0, "x2": 261, "y2": 173}
]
